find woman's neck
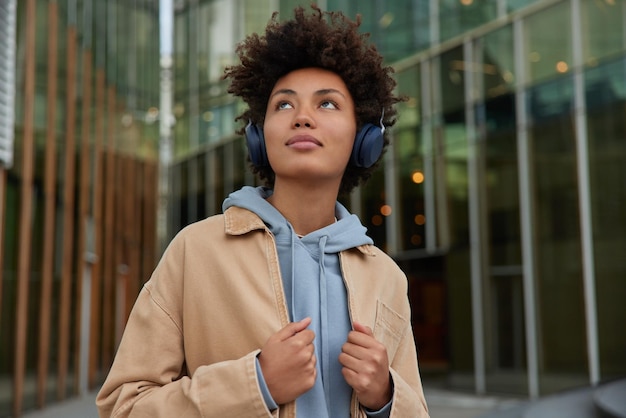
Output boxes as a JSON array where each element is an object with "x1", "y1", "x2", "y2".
[{"x1": 267, "y1": 181, "x2": 339, "y2": 236}]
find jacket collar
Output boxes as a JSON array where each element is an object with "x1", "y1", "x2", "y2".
[{"x1": 223, "y1": 206, "x2": 376, "y2": 256}]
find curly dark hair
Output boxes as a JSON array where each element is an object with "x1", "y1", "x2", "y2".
[{"x1": 223, "y1": 4, "x2": 402, "y2": 196}]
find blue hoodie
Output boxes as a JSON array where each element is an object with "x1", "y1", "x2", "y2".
[{"x1": 222, "y1": 186, "x2": 390, "y2": 418}]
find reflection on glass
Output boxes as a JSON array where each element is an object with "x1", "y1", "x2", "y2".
[
  {"x1": 439, "y1": 0, "x2": 498, "y2": 43},
  {"x1": 527, "y1": 76, "x2": 587, "y2": 394},
  {"x1": 360, "y1": 168, "x2": 387, "y2": 251},
  {"x1": 481, "y1": 25, "x2": 516, "y2": 96},
  {"x1": 506, "y1": 0, "x2": 540, "y2": 13},
  {"x1": 328, "y1": 0, "x2": 431, "y2": 61},
  {"x1": 584, "y1": 59, "x2": 626, "y2": 380},
  {"x1": 395, "y1": 66, "x2": 426, "y2": 252},
  {"x1": 581, "y1": 0, "x2": 626, "y2": 65},
  {"x1": 436, "y1": 48, "x2": 475, "y2": 388},
  {"x1": 523, "y1": 2, "x2": 572, "y2": 84},
  {"x1": 479, "y1": 25, "x2": 526, "y2": 390}
]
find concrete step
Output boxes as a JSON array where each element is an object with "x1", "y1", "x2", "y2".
[
  {"x1": 477, "y1": 378, "x2": 626, "y2": 418},
  {"x1": 521, "y1": 386, "x2": 599, "y2": 418},
  {"x1": 593, "y1": 378, "x2": 626, "y2": 418}
]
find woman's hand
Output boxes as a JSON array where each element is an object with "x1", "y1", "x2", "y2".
[
  {"x1": 339, "y1": 321, "x2": 392, "y2": 411},
  {"x1": 258, "y1": 317, "x2": 317, "y2": 404}
]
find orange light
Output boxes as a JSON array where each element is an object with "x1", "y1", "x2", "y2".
[
  {"x1": 411, "y1": 234, "x2": 422, "y2": 246},
  {"x1": 380, "y1": 205, "x2": 392, "y2": 216},
  {"x1": 556, "y1": 61, "x2": 569, "y2": 73},
  {"x1": 414, "y1": 214, "x2": 426, "y2": 225},
  {"x1": 372, "y1": 215, "x2": 383, "y2": 226},
  {"x1": 411, "y1": 171, "x2": 425, "y2": 184}
]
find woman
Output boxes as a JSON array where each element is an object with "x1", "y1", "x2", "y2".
[{"x1": 96, "y1": 5, "x2": 429, "y2": 418}]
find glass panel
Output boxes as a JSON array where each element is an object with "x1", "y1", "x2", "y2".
[
  {"x1": 523, "y1": 2, "x2": 572, "y2": 84},
  {"x1": 232, "y1": 136, "x2": 248, "y2": 193},
  {"x1": 440, "y1": 0, "x2": 498, "y2": 43},
  {"x1": 437, "y1": 48, "x2": 475, "y2": 390},
  {"x1": 359, "y1": 168, "x2": 388, "y2": 251},
  {"x1": 581, "y1": 0, "x2": 626, "y2": 65},
  {"x1": 395, "y1": 66, "x2": 425, "y2": 252},
  {"x1": 278, "y1": 1, "x2": 431, "y2": 62},
  {"x1": 584, "y1": 59, "x2": 626, "y2": 380},
  {"x1": 242, "y1": 0, "x2": 273, "y2": 36},
  {"x1": 482, "y1": 25, "x2": 516, "y2": 96},
  {"x1": 174, "y1": 12, "x2": 188, "y2": 94},
  {"x1": 478, "y1": 25, "x2": 522, "y2": 271},
  {"x1": 506, "y1": 0, "x2": 540, "y2": 13},
  {"x1": 196, "y1": 154, "x2": 207, "y2": 218},
  {"x1": 211, "y1": 146, "x2": 225, "y2": 212},
  {"x1": 346, "y1": 0, "x2": 431, "y2": 62},
  {"x1": 186, "y1": 158, "x2": 199, "y2": 224},
  {"x1": 476, "y1": 25, "x2": 527, "y2": 395},
  {"x1": 377, "y1": 0, "x2": 431, "y2": 60},
  {"x1": 171, "y1": 161, "x2": 184, "y2": 233},
  {"x1": 279, "y1": 0, "x2": 310, "y2": 18},
  {"x1": 527, "y1": 76, "x2": 588, "y2": 394}
]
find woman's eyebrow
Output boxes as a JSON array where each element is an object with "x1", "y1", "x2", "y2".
[
  {"x1": 315, "y1": 88, "x2": 346, "y2": 99},
  {"x1": 270, "y1": 88, "x2": 347, "y2": 99},
  {"x1": 270, "y1": 88, "x2": 296, "y2": 99}
]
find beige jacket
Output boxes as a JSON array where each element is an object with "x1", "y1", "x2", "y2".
[{"x1": 96, "y1": 206, "x2": 429, "y2": 418}]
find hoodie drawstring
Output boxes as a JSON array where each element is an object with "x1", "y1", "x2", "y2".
[{"x1": 318, "y1": 235, "x2": 331, "y2": 415}]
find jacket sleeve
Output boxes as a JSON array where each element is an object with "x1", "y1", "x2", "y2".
[
  {"x1": 95, "y1": 284, "x2": 277, "y2": 418},
  {"x1": 96, "y1": 233, "x2": 277, "y2": 418}
]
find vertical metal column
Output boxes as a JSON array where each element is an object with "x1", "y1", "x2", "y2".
[
  {"x1": 385, "y1": 132, "x2": 399, "y2": 256},
  {"x1": 187, "y1": 0, "x2": 199, "y2": 222},
  {"x1": 76, "y1": 0, "x2": 94, "y2": 395},
  {"x1": 159, "y1": 0, "x2": 175, "y2": 251},
  {"x1": 571, "y1": 0, "x2": 600, "y2": 386},
  {"x1": 514, "y1": 17, "x2": 540, "y2": 399},
  {"x1": 420, "y1": 60, "x2": 437, "y2": 253},
  {"x1": 464, "y1": 38, "x2": 487, "y2": 396}
]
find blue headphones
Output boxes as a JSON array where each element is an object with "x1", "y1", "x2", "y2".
[{"x1": 245, "y1": 114, "x2": 385, "y2": 168}]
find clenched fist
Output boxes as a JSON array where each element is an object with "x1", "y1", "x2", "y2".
[
  {"x1": 258, "y1": 317, "x2": 317, "y2": 405},
  {"x1": 339, "y1": 321, "x2": 392, "y2": 410}
]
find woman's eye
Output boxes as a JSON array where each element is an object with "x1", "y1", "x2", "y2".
[
  {"x1": 320, "y1": 101, "x2": 337, "y2": 109},
  {"x1": 277, "y1": 102, "x2": 293, "y2": 110}
]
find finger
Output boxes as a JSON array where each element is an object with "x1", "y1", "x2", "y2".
[
  {"x1": 293, "y1": 328, "x2": 316, "y2": 344},
  {"x1": 346, "y1": 331, "x2": 375, "y2": 349},
  {"x1": 352, "y1": 321, "x2": 373, "y2": 336},
  {"x1": 276, "y1": 317, "x2": 312, "y2": 341},
  {"x1": 338, "y1": 351, "x2": 361, "y2": 370},
  {"x1": 341, "y1": 341, "x2": 370, "y2": 362}
]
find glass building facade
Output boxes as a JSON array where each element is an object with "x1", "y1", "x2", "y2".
[
  {"x1": 167, "y1": 0, "x2": 626, "y2": 400},
  {"x1": 2, "y1": 0, "x2": 625, "y2": 416}
]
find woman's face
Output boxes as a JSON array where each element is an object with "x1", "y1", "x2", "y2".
[{"x1": 263, "y1": 67, "x2": 357, "y2": 187}]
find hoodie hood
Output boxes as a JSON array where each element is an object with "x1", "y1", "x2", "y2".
[{"x1": 222, "y1": 185, "x2": 373, "y2": 251}]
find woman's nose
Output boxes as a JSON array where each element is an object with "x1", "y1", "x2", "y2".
[{"x1": 293, "y1": 110, "x2": 315, "y2": 128}]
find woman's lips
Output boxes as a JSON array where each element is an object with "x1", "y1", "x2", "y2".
[{"x1": 286, "y1": 135, "x2": 322, "y2": 150}]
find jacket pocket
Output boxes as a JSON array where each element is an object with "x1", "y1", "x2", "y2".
[{"x1": 373, "y1": 300, "x2": 407, "y2": 361}]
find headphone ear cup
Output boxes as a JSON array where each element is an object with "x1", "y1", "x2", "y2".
[
  {"x1": 245, "y1": 122, "x2": 269, "y2": 166},
  {"x1": 351, "y1": 123, "x2": 384, "y2": 168}
]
